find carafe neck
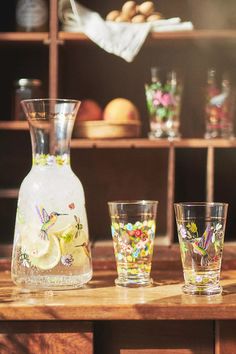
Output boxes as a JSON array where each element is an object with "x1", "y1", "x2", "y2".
[
  {"x1": 29, "y1": 117, "x2": 74, "y2": 167},
  {"x1": 21, "y1": 99, "x2": 81, "y2": 168}
]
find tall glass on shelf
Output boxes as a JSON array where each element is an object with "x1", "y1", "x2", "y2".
[
  {"x1": 11, "y1": 99, "x2": 92, "y2": 290},
  {"x1": 205, "y1": 69, "x2": 235, "y2": 139},
  {"x1": 145, "y1": 67, "x2": 182, "y2": 139}
]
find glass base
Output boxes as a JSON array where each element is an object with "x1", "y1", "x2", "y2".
[
  {"x1": 149, "y1": 131, "x2": 180, "y2": 140},
  {"x1": 12, "y1": 270, "x2": 93, "y2": 291},
  {"x1": 115, "y1": 277, "x2": 153, "y2": 288},
  {"x1": 204, "y1": 129, "x2": 234, "y2": 139},
  {"x1": 182, "y1": 284, "x2": 222, "y2": 296}
]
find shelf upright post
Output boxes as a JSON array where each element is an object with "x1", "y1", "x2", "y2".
[
  {"x1": 206, "y1": 146, "x2": 214, "y2": 202},
  {"x1": 49, "y1": 0, "x2": 59, "y2": 98},
  {"x1": 167, "y1": 144, "x2": 175, "y2": 244}
]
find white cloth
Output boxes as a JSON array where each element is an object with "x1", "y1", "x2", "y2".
[
  {"x1": 59, "y1": 0, "x2": 193, "y2": 62},
  {"x1": 152, "y1": 21, "x2": 193, "y2": 32}
]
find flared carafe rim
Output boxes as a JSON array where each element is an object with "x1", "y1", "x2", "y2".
[{"x1": 21, "y1": 98, "x2": 81, "y2": 104}]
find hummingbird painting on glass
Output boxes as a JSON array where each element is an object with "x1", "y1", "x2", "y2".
[{"x1": 36, "y1": 205, "x2": 67, "y2": 240}]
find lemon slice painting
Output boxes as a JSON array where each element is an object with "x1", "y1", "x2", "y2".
[
  {"x1": 30, "y1": 235, "x2": 61, "y2": 270},
  {"x1": 21, "y1": 224, "x2": 50, "y2": 258}
]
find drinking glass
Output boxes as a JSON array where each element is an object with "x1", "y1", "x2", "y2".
[
  {"x1": 108, "y1": 200, "x2": 158, "y2": 287},
  {"x1": 145, "y1": 67, "x2": 182, "y2": 139},
  {"x1": 205, "y1": 69, "x2": 235, "y2": 139},
  {"x1": 174, "y1": 202, "x2": 228, "y2": 295}
]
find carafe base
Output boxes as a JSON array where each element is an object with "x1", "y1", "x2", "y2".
[{"x1": 12, "y1": 270, "x2": 93, "y2": 291}]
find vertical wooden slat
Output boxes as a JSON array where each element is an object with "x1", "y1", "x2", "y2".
[
  {"x1": 167, "y1": 144, "x2": 175, "y2": 244},
  {"x1": 215, "y1": 320, "x2": 220, "y2": 354},
  {"x1": 49, "y1": 0, "x2": 59, "y2": 98},
  {"x1": 215, "y1": 320, "x2": 236, "y2": 354},
  {"x1": 206, "y1": 146, "x2": 214, "y2": 202}
]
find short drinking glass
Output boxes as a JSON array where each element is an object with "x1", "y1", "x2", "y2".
[
  {"x1": 108, "y1": 200, "x2": 158, "y2": 287},
  {"x1": 174, "y1": 202, "x2": 228, "y2": 295}
]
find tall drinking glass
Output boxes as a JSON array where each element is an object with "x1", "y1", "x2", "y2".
[
  {"x1": 145, "y1": 67, "x2": 182, "y2": 139},
  {"x1": 108, "y1": 200, "x2": 158, "y2": 287},
  {"x1": 174, "y1": 202, "x2": 228, "y2": 295}
]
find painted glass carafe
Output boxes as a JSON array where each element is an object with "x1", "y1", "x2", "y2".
[{"x1": 11, "y1": 99, "x2": 92, "y2": 290}]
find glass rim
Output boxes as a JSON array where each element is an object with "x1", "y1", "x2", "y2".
[
  {"x1": 108, "y1": 200, "x2": 158, "y2": 206},
  {"x1": 21, "y1": 98, "x2": 81, "y2": 105},
  {"x1": 174, "y1": 202, "x2": 228, "y2": 207}
]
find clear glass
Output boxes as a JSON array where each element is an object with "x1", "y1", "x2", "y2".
[
  {"x1": 108, "y1": 200, "x2": 158, "y2": 287},
  {"x1": 145, "y1": 67, "x2": 182, "y2": 139},
  {"x1": 11, "y1": 99, "x2": 92, "y2": 290},
  {"x1": 205, "y1": 69, "x2": 235, "y2": 139},
  {"x1": 174, "y1": 202, "x2": 228, "y2": 295}
]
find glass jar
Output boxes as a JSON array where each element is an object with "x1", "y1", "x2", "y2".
[
  {"x1": 13, "y1": 79, "x2": 43, "y2": 120},
  {"x1": 16, "y1": 0, "x2": 48, "y2": 32}
]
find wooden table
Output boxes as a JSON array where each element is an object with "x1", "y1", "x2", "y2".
[{"x1": 0, "y1": 245, "x2": 236, "y2": 354}]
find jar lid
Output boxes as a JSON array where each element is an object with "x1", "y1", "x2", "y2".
[{"x1": 14, "y1": 79, "x2": 42, "y2": 87}]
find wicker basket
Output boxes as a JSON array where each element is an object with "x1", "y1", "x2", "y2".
[{"x1": 73, "y1": 120, "x2": 141, "y2": 139}]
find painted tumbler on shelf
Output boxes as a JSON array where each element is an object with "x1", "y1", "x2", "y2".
[
  {"x1": 145, "y1": 67, "x2": 182, "y2": 139},
  {"x1": 205, "y1": 69, "x2": 235, "y2": 139}
]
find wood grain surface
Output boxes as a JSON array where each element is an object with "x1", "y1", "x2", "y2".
[
  {"x1": 0, "y1": 256, "x2": 235, "y2": 321},
  {"x1": 0, "y1": 321, "x2": 92, "y2": 354}
]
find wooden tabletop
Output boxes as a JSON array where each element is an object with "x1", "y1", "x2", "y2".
[{"x1": 0, "y1": 250, "x2": 236, "y2": 321}]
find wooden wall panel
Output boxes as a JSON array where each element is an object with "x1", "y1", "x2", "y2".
[
  {"x1": 0, "y1": 321, "x2": 93, "y2": 354},
  {"x1": 95, "y1": 320, "x2": 214, "y2": 354}
]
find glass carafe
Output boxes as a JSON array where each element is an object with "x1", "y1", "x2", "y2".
[{"x1": 11, "y1": 99, "x2": 92, "y2": 290}]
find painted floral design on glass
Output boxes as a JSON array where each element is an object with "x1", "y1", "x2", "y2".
[{"x1": 111, "y1": 220, "x2": 156, "y2": 278}]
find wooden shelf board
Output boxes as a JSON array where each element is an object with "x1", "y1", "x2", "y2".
[
  {"x1": 71, "y1": 138, "x2": 236, "y2": 149},
  {"x1": 174, "y1": 138, "x2": 236, "y2": 148},
  {"x1": 150, "y1": 29, "x2": 236, "y2": 41},
  {"x1": 0, "y1": 258, "x2": 236, "y2": 320},
  {"x1": 71, "y1": 138, "x2": 171, "y2": 148},
  {"x1": 59, "y1": 30, "x2": 236, "y2": 43},
  {"x1": 59, "y1": 31, "x2": 90, "y2": 42},
  {"x1": 0, "y1": 32, "x2": 49, "y2": 42},
  {"x1": 0, "y1": 189, "x2": 19, "y2": 198},
  {"x1": 0, "y1": 121, "x2": 28, "y2": 130}
]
